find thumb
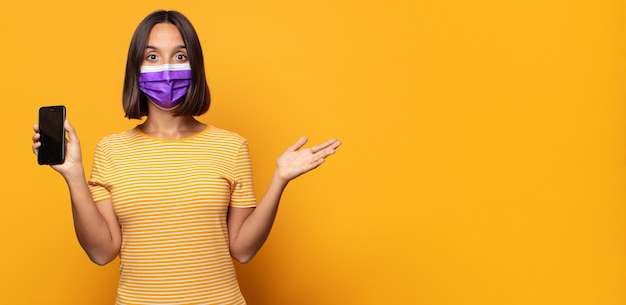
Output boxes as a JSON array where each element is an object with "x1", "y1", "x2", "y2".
[
  {"x1": 64, "y1": 119, "x2": 78, "y2": 141},
  {"x1": 287, "y1": 136, "x2": 308, "y2": 151}
]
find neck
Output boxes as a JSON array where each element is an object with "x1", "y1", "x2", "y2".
[{"x1": 139, "y1": 103, "x2": 206, "y2": 140}]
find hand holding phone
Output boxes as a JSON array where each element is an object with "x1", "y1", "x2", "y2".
[{"x1": 38, "y1": 105, "x2": 66, "y2": 165}]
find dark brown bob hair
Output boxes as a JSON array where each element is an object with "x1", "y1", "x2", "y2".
[{"x1": 122, "y1": 10, "x2": 210, "y2": 119}]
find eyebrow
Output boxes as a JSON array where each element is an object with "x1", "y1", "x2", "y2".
[{"x1": 145, "y1": 45, "x2": 187, "y2": 50}]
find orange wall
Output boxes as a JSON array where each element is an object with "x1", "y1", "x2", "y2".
[{"x1": 2, "y1": 1, "x2": 625, "y2": 304}]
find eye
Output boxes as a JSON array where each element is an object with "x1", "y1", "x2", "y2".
[
  {"x1": 176, "y1": 53, "x2": 188, "y2": 61},
  {"x1": 146, "y1": 54, "x2": 157, "y2": 61}
]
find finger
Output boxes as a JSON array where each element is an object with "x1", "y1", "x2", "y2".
[
  {"x1": 308, "y1": 157, "x2": 325, "y2": 170},
  {"x1": 316, "y1": 140, "x2": 342, "y2": 158},
  {"x1": 287, "y1": 136, "x2": 308, "y2": 151},
  {"x1": 33, "y1": 142, "x2": 41, "y2": 155},
  {"x1": 310, "y1": 138, "x2": 340, "y2": 153},
  {"x1": 32, "y1": 132, "x2": 41, "y2": 143},
  {"x1": 317, "y1": 146, "x2": 337, "y2": 158},
  {"x1": 33, "y1": 124, "x2": 39, "y2": 133},
  {"x1": 64, "y1": 119, "x2": 78, "y2": 142}
]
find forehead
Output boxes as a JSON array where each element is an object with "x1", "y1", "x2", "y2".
[{"x1": 147, "y1": 23, "x2": 184, "y2": 46}]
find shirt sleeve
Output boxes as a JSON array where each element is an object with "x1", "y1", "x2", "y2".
[
  {"x1": 230, "y1": 141, "x2": 257, "y2": 208},
  {"x1": 88, "y1": 141, "x2": 112, "y2": 202}
]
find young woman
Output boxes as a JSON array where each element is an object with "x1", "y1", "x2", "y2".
[{"x1": 31, "y1": 10, "x2": 340, "y2": 304}]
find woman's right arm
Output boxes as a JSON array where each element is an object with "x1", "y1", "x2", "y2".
[{"x1": 33, "y1": 120, "x2": 121, "y2": 265}]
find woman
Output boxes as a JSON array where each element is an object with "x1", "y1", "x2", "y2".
[{"x1": 32, "y1": 10, "x2": 340, "y2": 304}]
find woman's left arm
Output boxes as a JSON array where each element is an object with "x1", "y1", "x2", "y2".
[{"x1": 227, "y1": 136, "x2": 341, "y2": 263}]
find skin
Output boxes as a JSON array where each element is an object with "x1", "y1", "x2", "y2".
[{"x1": 32, "y1": 22, "x2": 341, "y2": 265}]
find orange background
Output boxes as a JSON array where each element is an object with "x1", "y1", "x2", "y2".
[{"x1": 2, "y1": 1, "x2": 625, "y2": 304}]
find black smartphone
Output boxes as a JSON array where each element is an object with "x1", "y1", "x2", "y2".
[{"x1": 38, "y1": 105, "x2": 66, "y2": 165}]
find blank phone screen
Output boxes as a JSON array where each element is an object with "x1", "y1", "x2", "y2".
[{"x1": 38, "y1": 106, "x2": 65, "y2": 165}]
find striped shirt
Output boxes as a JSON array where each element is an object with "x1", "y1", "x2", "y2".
[{"x1": 88, "y1": 125, "x2": 256, "y2": 305}]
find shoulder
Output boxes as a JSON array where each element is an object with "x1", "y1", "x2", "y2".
[
  {"x1": 205, "y1": 125, "x2": 248, "y2": 145},
  {"x1": 95, "y1": 127, "x2": 141, "y2": 149}
]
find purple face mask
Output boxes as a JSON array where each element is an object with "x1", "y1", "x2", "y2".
[{"x1": 138, "y1": 63, "x2": 192, "y2": 110}]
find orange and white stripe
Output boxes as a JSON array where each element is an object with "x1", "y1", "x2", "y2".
[{"x1": 89, "y1": 125, "x2": 256, "y2": 305}]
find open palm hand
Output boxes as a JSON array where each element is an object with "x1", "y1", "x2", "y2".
[{"x1": 276, "y1": 136, "x2": 341, "y2": 183}]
